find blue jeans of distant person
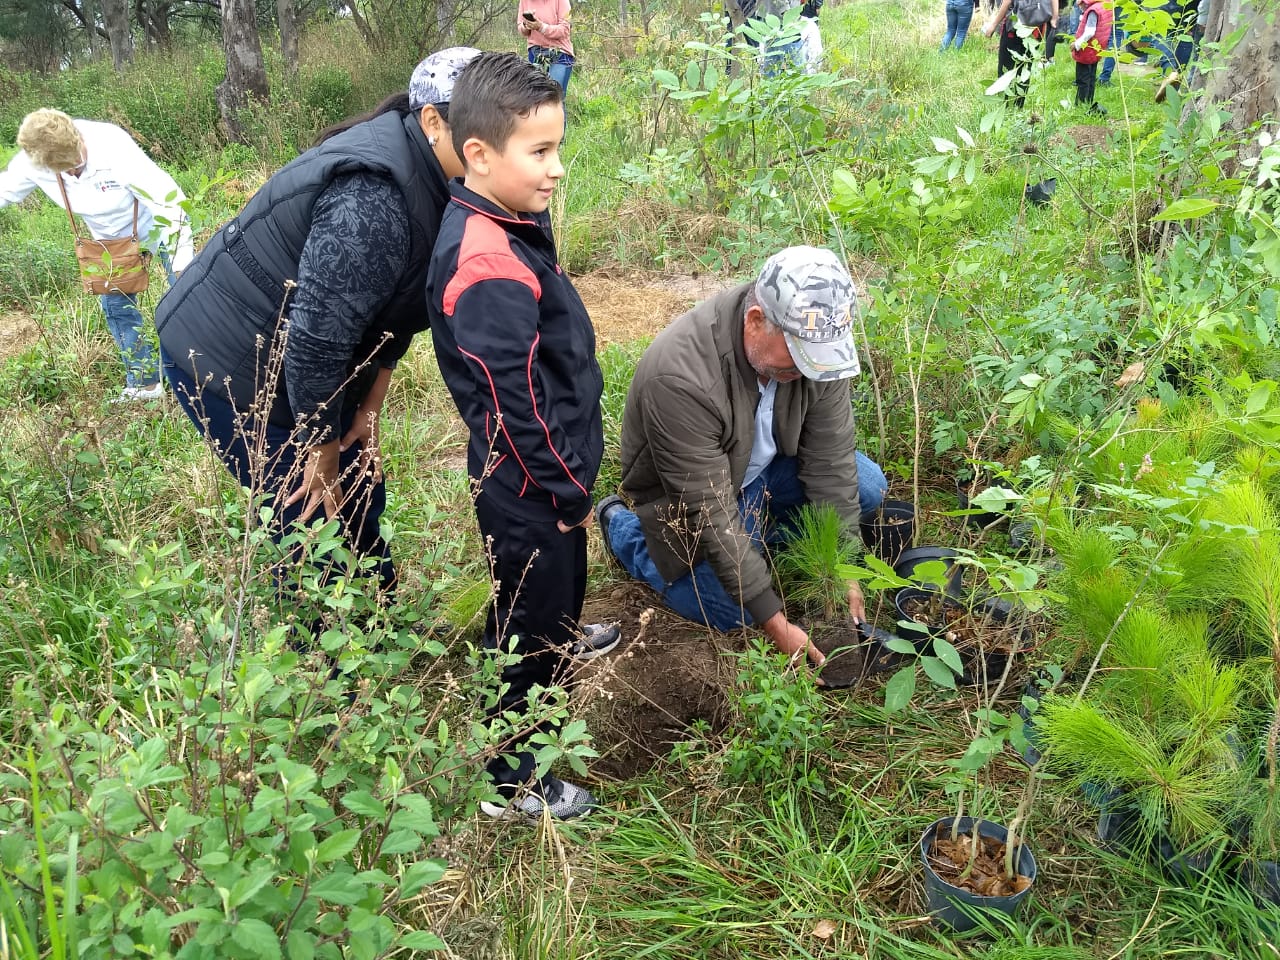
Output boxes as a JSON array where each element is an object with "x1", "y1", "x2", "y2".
[
  {"x1": 604, "y1": 454, "x2": 888, "y2": 631},
  {"x1": 99, "y1": 249, "x2": 175, "y2": 388},
  {"x1": 163, "y1": 359, "x2": 396, "y2": 593},
  {"x1": 940, "y1": 0, "x2": 975, "y2": 50},
  {"x1": 761, "y1": 37, "x2": 805, "y2": 75},
  {"x1": 1098, "y1": 23, "x2": 1124, "y2": 83},
  {"x1": 528, "y1": 45, "x2": 574, "y2": 94}
]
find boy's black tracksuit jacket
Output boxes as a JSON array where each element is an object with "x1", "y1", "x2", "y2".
[{"x1": 426, "y1": 182, "x2": 603, "y2": 524}]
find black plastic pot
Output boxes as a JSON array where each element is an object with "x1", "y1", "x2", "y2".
[
  {"x1": 961, "y1": 598, "x2": 1033, "y2": 685},
  {"x1": 893, "y1": 586, "x2": 962, "y2": 650},
  {"x1": 920, "y1": 816, "x2": 1037, "y2": 932},
  {"x1": 859, "y1": 621, "x2": 914, "y2": 675},
  {"x1": 893, "y1": 546, "x2": 964, "y2": 595},
  {"x1": 1247, "y1": 859, "x2": 1280, "y2": 906},
  {"x1": 860, "y1": 499, "x2": 916, "y2": 566},
  {"x1": 956, "y1": 478, "x2": 1007, "y2": 531}
]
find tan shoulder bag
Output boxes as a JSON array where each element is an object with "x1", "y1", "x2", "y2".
[{"x1": 56, "y1": 173, "x2": 152, "y2": 296}]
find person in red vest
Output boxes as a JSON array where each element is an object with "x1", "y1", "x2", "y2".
[{"x1": 1071, "y1": 0, "x2": 1113, "y2": 114}]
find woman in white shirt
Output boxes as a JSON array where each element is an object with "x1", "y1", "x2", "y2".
[{"x1": 0, "y1": 109, "x2": 193, "y2": 401}]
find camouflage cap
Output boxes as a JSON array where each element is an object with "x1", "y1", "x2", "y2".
[
  {"x1": 409, "y1": 47, "x2": 482, "y2": 110},
  {"x1": 755, "y1": 246, "x2": 861, "y2": 382}
]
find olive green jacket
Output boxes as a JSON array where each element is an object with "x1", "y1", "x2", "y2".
[{"x1": 619, "y1": 282, "x2": 863, "y2": 625}]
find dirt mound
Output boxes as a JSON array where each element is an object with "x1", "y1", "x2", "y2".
[
  {"x1": 1057, "y1": 124, "x2": 1111, "y2": 152},
  {"x1": 0, "y1": 310, "x2": 39, "y2": 360},
  {"x1": 576, "y1": 581, "x2": 734, "y2": 779}
]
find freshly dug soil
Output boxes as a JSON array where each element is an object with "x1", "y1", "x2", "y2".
[
  {"x1": 577, "y1": 583, "x2": 732, "y2": 779},
  {"x1": 812, "y1": 618, "x2": 867, "y2": 689},
  {"x1": 929, "y1": 829, "x2": 1034, "y2": 897}
]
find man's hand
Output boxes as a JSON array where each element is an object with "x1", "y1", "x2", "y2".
[
  {"x1": 284, "y1": 440, "x2": 343, "y2": 522},
  {"x1": 846, "y1": 581, "x2": 866, "y2": 624},
  {"x1": 557, "y1": 507, "x2": 593, "y2": 534},
  {"x1": 762, "y1": 611, "x2": 824, "y2": 667},
  {"x1": 340, "y1": 405, "x2": 382, "y2": 482}
]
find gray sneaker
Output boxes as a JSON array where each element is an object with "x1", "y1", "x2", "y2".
[
  {"x1": 570, "y1": 622, "x2": 621, "y2": 660},
  {"x1": 480, "y1": 775, "x2": 597, "y2": 821}
]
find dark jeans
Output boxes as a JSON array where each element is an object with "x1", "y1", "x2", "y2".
[
  {"x1": 164, "y1": 360, "x2": 395, "y2": 591},
  {"x1": 475, "y1": 491, "x2": 587, "y2": 792},
  {"x1": 998, "y1": 28, "x2": 1032, "y2": 107},
  {"x1": 1075, "y1": 59, "x2": 1098, "y2": 106},
  {"x1": 1098, "y1": 23, "x2": 1124, "y2": 83}
]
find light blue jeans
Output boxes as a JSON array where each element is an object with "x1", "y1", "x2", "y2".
[
  {"x1": 99, "y1": 250, "x2": 175, "y2": 388},
  {"x1": 605, "y1": 454, "x2": 888, "y2": 631},
  {"x1": 528, "y1": 46, "x2": 574, "y2": 95},
  {"x1": 940, "y1": 0, "x2": 975, "y2": 50}
]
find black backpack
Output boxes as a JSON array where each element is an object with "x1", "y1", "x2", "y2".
[{"x1": 1012, "y1": 0, "x2": 1054, "y2": 26}]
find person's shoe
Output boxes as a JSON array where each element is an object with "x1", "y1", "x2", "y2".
[
  {"x1": 480, "y1": 775, "x2": 597, "y2": 821},
  {"x1": 595, "y1": 494, "x2": 627, "y2": 568},
  {"x1": 113, "y1": 382, "x2": 164, "y2": 403},
  {"x1": 1154, "y1": 70, "x2": 1180, "y2": 103},
  {"x1": 570, "y1": 622, "x2": 621, "y2": 660},
  {"x1": 1089, "y1": 102, "x2": 1109, "y2": 117}
]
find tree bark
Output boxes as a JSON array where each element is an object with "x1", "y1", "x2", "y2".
[
  {"x1": 618, "y1": 0, "x2": 628, "y2": 29},
  {"x1": 101, "y1": 0, "x2": 134, "y2": 68},
  {"x1": 436, "y1": 0, "x2": 456, "y2": 40},
  {"x1": 217, "y1": 0, "x2": 271, "y2": 142},
  {"x1": 1196, "y1": 0, "x2": 1279, "y2": 136},
  {"x1": 279, "y1": 0, "x2": 299, "y2": 73}
]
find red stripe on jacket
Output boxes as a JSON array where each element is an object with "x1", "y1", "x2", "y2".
[
  {"x1": 442, "y1": 214, "x2": 542, "y2": 317},
  {"x1": 527, "y1": 331, "x2": 590, "y2": 502}
]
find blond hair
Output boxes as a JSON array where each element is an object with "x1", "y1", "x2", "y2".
[{"x1": 17, "y1": 109, "x2": 83, "y2": 172}]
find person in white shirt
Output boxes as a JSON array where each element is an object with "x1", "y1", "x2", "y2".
[{"x1": 0, "y1": 109, "x2": 193, "y2": 401}]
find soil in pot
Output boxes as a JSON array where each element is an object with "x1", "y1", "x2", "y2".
[
  {"x1": 956, "y1": 477, "x2": 1007, "y2": 531},
  {"x1": 895, "y1": 588, "x2": 963, "y2": 646},
  {"x1": 811, "y1": 617, "x2": 868, "y2": 689},
  {"x1": 860, "y1": 500, "x2": 916, "y2": 566},
  {"x1": 928, "y1": 829, "x2": 1034, "y2": 898}
]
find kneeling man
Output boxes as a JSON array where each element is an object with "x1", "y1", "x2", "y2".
[{"x1": 597, "y1": 246, "x2": 887, "y2": 668}]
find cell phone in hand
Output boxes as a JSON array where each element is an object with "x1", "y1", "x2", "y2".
[{"x1": 522, "y1": 11, "x2": 537, "y2": 21}]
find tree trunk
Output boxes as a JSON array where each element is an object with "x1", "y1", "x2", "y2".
[
  {"x1": 101, "y1": 0, "x2": 134, "y2": 68},
  {"x1": 217, "y1": 0, "x2": 270, "y2": 143},
  {"x1": 618, "y1": 0, "x2": 628, "y2": 29},
  {"x1": 1195, "y1": 0, "x2": 1280, "y2": 136},
  {"x1": 436, "y1": 0, "x2": 456, "y2": 41},
  {"x1": 279, "y1": 0, "x2": 299, "y2": 74}
]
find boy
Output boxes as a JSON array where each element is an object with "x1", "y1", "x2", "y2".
[
  {"x1": 1071, "y1": 0, "x2": 1113, "y2": 113},
  {"x1": 425, "y1": 52, "x2": 604, "y2": 821}
]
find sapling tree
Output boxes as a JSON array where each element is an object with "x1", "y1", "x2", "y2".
[{"x1": 773, "y1": 503, "x2": 861, "y2": 622}]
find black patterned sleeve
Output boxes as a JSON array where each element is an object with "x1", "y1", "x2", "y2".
[{"x1": 284, "y1": 172, "x2": 411, "y2": 444}]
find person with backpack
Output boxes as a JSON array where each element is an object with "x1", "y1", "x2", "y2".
[
  {"x1": 984, "y1": 0, "x2": 1059, "y2": 107},
  {"x1": 1071, "y1": 0, "x2": 1113, "y2": 113}
]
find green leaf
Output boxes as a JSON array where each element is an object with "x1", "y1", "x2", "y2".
[
  {"x1": 884, "y1": 636, "x2": 919, "y2": 655},
  {"x1": 341, "y1": 791, "x2": 386, "y2": 819},
  {"x1": 228, "y1": 866, "x2": 274, "y2": 909},
  {"x1": 956, "y1": 125, "x2": 974, "y2": 147},
  {"x1": 921, "y1": 655, "x2": 958, "y2": 689},
  {"x1": 380, "y1": 830, "x2": 423, "y2": 856},
  {"x1": 231, "y1": 919, "x2": 282, "y2": 960},
  {"x1": 931, "y1": 637, "x2": 964, "y2": 674},
  {"x1": 1246, "y1": 382, "x2": 1273, "y2": 415},
  {"x1": 652, "y1": 68, "x2": 680, "y2": 90},
  {"x1": 398, "y1": 930, "x2": 447, "y2": 950},
  {"x1": 931, "y1": 136, "x2": 958, "y2": 153},
  {"x1": 399, "y1": 859, "x2": 447, "y2": 898},
  {"x1": 314, "y1": 829, "x2": 361, "y2": 864},
  {"x1": 884, "y1": 667, "x2": 916, "y2": 713},
  {"x1": 286, "y1": 929, "x2": 316, "y2": 960},
  {"x1": 310, "y1": 872, "x2": 366, "y2": 906},
  {"x1": 1152, "y1": 197, "x2": 1220, "y2": 221}
]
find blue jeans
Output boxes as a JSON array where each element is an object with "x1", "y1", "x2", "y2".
[
  {"x1": 605, "y1": 454, "x2": 888, "y2": 631},
  {"x1": 1098, "y1": 24, "x2": 1124, "y2": 83},
  {"x1": 528, "y1": 46, "x2": 573, "y2": 94},
  {"x1": 940, "y1": 0, "x2": 974, "y2": 50},
  {"x1": 761, "y1": 37, "x2": 804, "y2": 76},
  {"x1": 99, "y1": 250, "x2": 175, "y2": 388}
]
